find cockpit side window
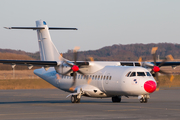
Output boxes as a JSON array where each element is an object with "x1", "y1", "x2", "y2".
[
  {"x1": 146, "y1": 72, "x2": 151, "y2": 76},
  {"x1": 126, "y1": 72, "x2": 131, "y2": 77},
  {"x1": 130, "y1": 72, "x2": 136, "y2": 77},
  {"x1": 137, "y1": 72, "x2": 146, "y2": 76}
]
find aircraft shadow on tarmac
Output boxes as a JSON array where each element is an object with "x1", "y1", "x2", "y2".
[{"x1": 0, "y1": 100, "x2": 134, "y2": 104}]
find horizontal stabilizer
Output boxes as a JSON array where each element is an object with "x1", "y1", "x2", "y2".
[
  {"x1": 4, "y1": 27, "x2": 45, "y2": 30},
  {"x1": 49, "y1": 27, "x2": 77, "y2": 30},
  {"x1": 4, "y1": 27, "x2": 78, "y2": 30}
]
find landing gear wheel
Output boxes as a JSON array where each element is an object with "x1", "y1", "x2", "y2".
[
  {"x1": 112, "y1": 96, "x2": 121, "y2": 103},
  {"x1": 140, "y1": 98, "x2": 144, "y2": 103},
  {"x1": 140, "y1": 98, "x2": 148, "y2": 103},
  {"x1": 71, "y1": 95, "x2": 80, "y2": 103},
  {"x1": 144, "y1": 98, "x2": 148, "y2": 103}
]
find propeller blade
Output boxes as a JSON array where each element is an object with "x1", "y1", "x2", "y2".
[
  {"x1": 170, "y1": 75, "x2": 174, "y2": 82},
  {"x1": 138, "y1": 57, "x2": 142, "y2": 65},
  {"x1": 72, "y1": 72, "x2": 76, "y2": 86},
  {"x1": 153, "y1": 53, "x2": 157, "y2": 66},
  {"x1": 74, "y1": 51, "x2": 77, "y2": 65},
  {"x1": 158, "y1": 54, "x2": 173, "y2": 67},
  {"x1": 87, "y1": 77, "x2": 92, "y2": 84},
  {"x1": 155, "y1": 72, "x2": 160, "y2": 91},
  {"x1": 151, "y1": 47, "x2": 158, "y2": 54},
  {"x1": 73, "y1": 46, "x2": 80, "y2": 65},
  {"x1": 89, "y1": 57, "x2": 94, "y2": 62},
  {"x1": 169, "y1": 75, "x2": 174, "y2": 88},
  {"x1": 158, "y1": 54, "x2": 174, "y2": 67},
  {"x1": 77, "y1": 70, "x2": 85, "y2": 76},
  {"x1": 69, "y1": 72, "x2": 77, "y2": 91},
  {"x1": 158, "y1": 58, "x2": 168, "y2": 67},
  {"x1": 159, "y1": 69, "x2": 170, "y2": 75},
  {"x1": 151, "y1": 47, "x2": 158, "y2": 66},
  {"x1": 61, "y1": 69, "x2": 72, "y2": 76},
  {"x1": 56, "y1": 73, "x2": 61, "y2": 79},
  {"x1": 166, "y1": 54, "x2": 174, "y2": 61},
  {"x1": 63, "y1": 60, "x2": 73, "y2": 67}
]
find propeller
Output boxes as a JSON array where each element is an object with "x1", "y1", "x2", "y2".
[
  {"x1": 57, "y1": 47, "x2": 92, "y2": 91},
  {"x1": 145, "y1": 47, "x2": 174, "y2": 90}
]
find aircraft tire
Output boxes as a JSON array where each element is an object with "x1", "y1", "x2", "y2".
[
  {"x1": 144, "y1": 98, "x2": 148, "y2": 103},
  {"x1": 140, "y1": 98, "x2": 144, "y2": 103},
  {"x1": 71, "y1": 95, "x2": 77, "y2": 103},
  {"x1": 140, "y1": 98, "x2": 148, "y2": 103},
  {"x1": 112, "y1": 96, "x2": 121, "y2": 103},
  {"x1": 71, "y1": 95, "x2": 80, "y2": 103},
  {"x1": 76, "y1": 99, "x2": 81, "y2": 103}
]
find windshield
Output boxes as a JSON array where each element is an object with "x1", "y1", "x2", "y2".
[
  {"x1": 137, "y1": 72, "x2": 146, "y2": 76},
  {"x1": 126, "y1": 71, "x2": 151, "y2": 77},
  {"x1": 146, "y1": 72, "x2": 152, "y2": 76}
]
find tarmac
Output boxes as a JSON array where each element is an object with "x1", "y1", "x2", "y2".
[{"x1": 0, "y1": 88, "x2": 180, "y2": 120}]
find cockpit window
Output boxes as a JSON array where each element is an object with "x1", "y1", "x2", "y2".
[
  {"x1": 146, "y1": 72, "x2": 151, "y2": 76},
  {"x1": 130, "y1": 72, "x2": 136, "y2": 77},
  {"x1": 126, "y1": 72, "x2": 131, "y2": 77},
  {"x1": 137, "y1": 72, "x2": 146, "y2": 76}
]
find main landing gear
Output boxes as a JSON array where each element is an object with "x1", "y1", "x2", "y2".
[
  {"x1": 71, "y1": 95, "x2": 81, "y2": 103},
  {"x1": 112, "y1": 96, "x2": 121, "y2": 103}
]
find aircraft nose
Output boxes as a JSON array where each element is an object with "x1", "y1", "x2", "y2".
[{"x1": 144, "y1": 80, "x2": 157, "y2": 93}]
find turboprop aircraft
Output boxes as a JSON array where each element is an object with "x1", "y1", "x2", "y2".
[{"x1": 1, "y1": 20, "x2": 178, "y2": 103}]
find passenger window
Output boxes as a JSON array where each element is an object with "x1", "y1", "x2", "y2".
[
  {"x1": 98, "y1": 75, "x2": 100, "y2": 80},
  {"x1": 101, "y1": 75, "x2": 103, "y2": 80},
  {"x1": 103, "y1": 76, "x2": 106, "y2": 80},
  {"x1": 109, "y1": 76, "x2": 112, "y2": 80},
  {"x1": 146, "y1": 72, "x2": 151, "y2": 76},
  {"x1": 126, "y1": 72, "x2": 131, "y2": 77},
  {"x1": 81, "y1": 75, "x2": 83, "y2": 79},
  {"x1": 130, "y1": 72, "x2": 136, "y2": 77},
  {"x1": 137, "y1": 72, "x2": 146, "y2": 76},
  {"x1": 95, "y1": 75, "x2": 97, "y2": 80},
  {"x1": 84, "y1": 75, "x2": 86, "y2": 79},
  {"x1": 78, "y1": 75, "x2": 80, "y2": 79},
  {"x1": 92, "y1": 75, "x2": 94, "y2": 80},
  {"x1": 106, "y1": 76, "x2": 109, "y2": 80}
]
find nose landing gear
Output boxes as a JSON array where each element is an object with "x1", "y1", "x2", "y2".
[
  {"x1": 138, "y1": 95, "x2": 149, "y2": 103},
  {"x1": 139, "y1": 97, "x2": 148, "y2": 103}
]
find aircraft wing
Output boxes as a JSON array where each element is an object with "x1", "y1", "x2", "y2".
[
  {"x1": 153, "y1": 62, "x2": 180, "y2": 66},
  {"x1": 0, "y1": 60, "x2": 89, "y2": 67},
  {"x1": 0, "y1": 60, "x2": 58, "y2": 66}
]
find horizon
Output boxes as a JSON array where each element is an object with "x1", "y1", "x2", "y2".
[{"x1": 0, "y1": 42, "x2": 179, "y2": 54}]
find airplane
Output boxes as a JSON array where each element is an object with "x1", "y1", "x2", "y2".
[{"x1": 1, "y1": 20, "x2": 179, "y2": 103}]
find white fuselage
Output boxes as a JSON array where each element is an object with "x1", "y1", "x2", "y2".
[{"x1": 34, "y1": 66, "x2": 156, "y2": 98}]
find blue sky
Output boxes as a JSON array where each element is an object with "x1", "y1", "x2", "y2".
[{"x1": 0, "y1": 0, "x2": 180, "y2": 53}]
